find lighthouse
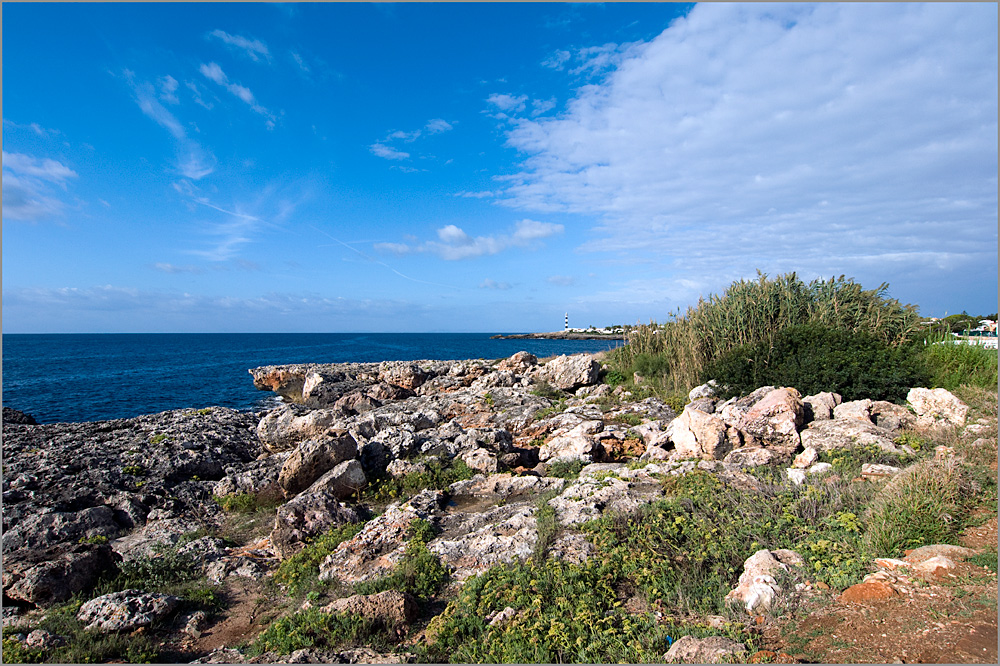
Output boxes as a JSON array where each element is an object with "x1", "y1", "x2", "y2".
[{"x1": 565, "y1": 313, "x2": 569, "y2": 331}]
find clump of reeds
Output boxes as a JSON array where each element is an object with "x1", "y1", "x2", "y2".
[{"x1": 610, "y1": 271, "x2": 922, "y2": 395}]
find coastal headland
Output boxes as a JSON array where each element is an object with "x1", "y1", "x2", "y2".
[
  {"x1": 2, "y1": 351, "x2": 996, "y2": 664},
  {"x1": 491, "y1": 331, "x2": 624, "y2": 341}
]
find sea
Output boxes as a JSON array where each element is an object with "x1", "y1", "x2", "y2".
[{"x1": 1, "y1": 333, "x2": 623, "y2": 424}]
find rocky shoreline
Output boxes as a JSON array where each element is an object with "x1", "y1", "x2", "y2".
[
  {"x1": 490, "y1": 331, "x2": 624, "y2": 341},
  {"x1": 2, "y1": 351, "x2": 994, "y2": 663}
]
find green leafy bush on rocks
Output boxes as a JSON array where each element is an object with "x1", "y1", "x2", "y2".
[
  {"x1": 353, "y1": 533, "x2": 449, "y2": 603},
  {"x1": 701, "y1": 324, "x2": 929, "y2": 402},
  {"x1": 248, "y1": 608, "x2": 390, "y2": 657},
  {"x1": 273, "y1": 523, "x2": 365, "y2": 597}
]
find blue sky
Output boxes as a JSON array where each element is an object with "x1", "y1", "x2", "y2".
[{"x1": 3, "y1": 2, "x2": 997, "y2": 333}]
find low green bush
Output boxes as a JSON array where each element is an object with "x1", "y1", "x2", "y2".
[
  {"x1": 702, "y1": 324, "x2": 929, "y2": 402},
  {"x1": 919, "y1": 339, "x2": 998, "y2": 391},
  {"x1": 544, "y1": 459, "x2": 586, "y2": 480},
  {"x1": 862, "y1": 458, "x2": 966, "y2": 557},
  {"x1": 362, "y1": 458, "x2": 474, "y2": 504},
  {"x1": 273, "y1": 523, "x2": 364, "y2": 596},
  {"x1": 353, "y1": 536, "x2": 449, "y2": 603},
  {"x1": 247, "y1": 608, "x2": 391, "y2": 657}
]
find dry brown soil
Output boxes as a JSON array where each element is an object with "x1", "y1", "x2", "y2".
[{"x1": 756, "y1": 518, "x2": 998, "y2": 664}]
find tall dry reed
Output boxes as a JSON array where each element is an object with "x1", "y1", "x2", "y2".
[{"x1": 613, "y1": 272, "x2": 922, "y2": 394}]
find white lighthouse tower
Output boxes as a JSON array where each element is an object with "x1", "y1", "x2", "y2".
[{"x1": 565, "y1": 313, "x2": 569, "y2": 331}]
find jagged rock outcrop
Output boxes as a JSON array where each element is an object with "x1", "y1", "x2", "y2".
[
  {"x1": 907, "y1": 387, "x2": 968, "y2": 427},
  {"x1": 2, "y1": 543, "x2": 121, "y2": 605},
  {"x1": 532, "y1": 354, "x2": 600, "y2": 390},
  {"x1": 76, "y1": 589, "x2": 180, "y2": 632}
]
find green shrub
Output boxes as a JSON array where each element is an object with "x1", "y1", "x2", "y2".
[
  {"x1": 362, "y1": 458, "x2": 474, "y2": 504},
  {"x1": 353, "y1": 537, "x2": 449, "y2": 603},
  {"x1": 863, "y1": 458, "x2": 966, "y2": 557},
  {"x1": 273, "y1": 523, "x2": 364, "y2": 596},
  {"x1": 530, "y1": 380, "x2": 564, "y2": 399},
  {"x1": 702, "y1": 324, "x2": 930, "y2": 402},
  {"x1": 545, "y1": 459, "x2": 586, "y2": 480},
  {"x1": 920, "y1": 338, "x2": 998, "y2": 391},
  {"x1": 608, "y1": 272, "x2": 921, "y2": 396},
  {"x1": 247, "y1": 608, "x2": 391, "y2": 657},
  {"x1": 602, "y1": 369, "x2": 627, "y2": 387}
]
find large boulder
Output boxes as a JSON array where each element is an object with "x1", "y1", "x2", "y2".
[
  {"x1": 533, "y1": 354, "x2": 600, "y2": 391},
  {"x1": 429, "y1": 504, "x2": 539, "y2": 580},
  {"x1": 799, "y1": 418, "x2": 899, "y2": 453},
  {"x1": 736, "y1": 387, "x2": 804, "y2": 452},
  {"x1": 378, "y1": 362, "x2": 429, "y2": 391},
  {"x1": 538, "y1": 420, "x2": 605, "y2": 464},
  {"x1": 497, "y1": 351, "x2": 538, "y2": 374},
  {"x1": 256, "y1": 407, "x2": 344, "y2": 453},
  {"x1": 306, "y1": 459, "x2": 367, "y2": 500},
  {"x1": 667, "y1": 406, "x2": 729, "y2": 460},
  {"x1": 907, "y1": 388, "x2": 968, "y2": 427},
  {"x1": 319, "y1": 501, "x2": 431, "y2": 585},
  {"x1": 76, "y1": 590, "x2": 180, "y2": 632},
  {"x1": 277, "y1": 432, "x2": 359, "y2": 497},
  {"x1": 801, "y1": 392, "x2": 841, "y2": 422},
  {"x1": 271, "y1": 490, "x2": 360, "y2": 560},
  {"x1": 3, "y1": 543, "x2": 121, "y2": 605},
  {"x1": 321, "y1": 590, "x2": 418, "y2": 627},
  {"x1": 834, "y1": 399, "x2": 874, "y2": 422},
  {"x1": 664, "y1": 635, "x2": 747, "y2": 664}
]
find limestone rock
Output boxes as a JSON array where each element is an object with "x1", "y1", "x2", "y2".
[
  {"x1": 497, "y1": 351, "x2": 538, "y2": 374},
  {"x1": 3, "y1": 543, "x2": 121, "y2": 606},
  {"x1": 725, "y1": 549, "x2": 798, "y2": 612},
  {"x1": 907, "y1": 388, "x2": 968, "y2": 427},
  {"x1": 257, "y1": 407, "x2": 343, "y2": 453},
  {"x1": 307, "y1": 459, "x2": 368, "y2": 500},
  {"x1": 861, "y1": 463, "x2": 901, "y2": 480},
  {"x1": 904, "y1": 543, "x2": 975, "y2": 564},
  {"x1": 870, "y1": 401, "x2": 917, "y2": 432},
  {"x1": 722, "y1": 447, "x2": 776, "y2": 468},
  {"x1": 322, "y1": 590, "x2": 418, "y2": 627},
  {"x1": 668, "y1": 406, "x2": 729, "y2": 460},
  {"x1": 834, "y1": 399, "x2": 873, "y2": 422},
  {"x1": 802, "y1": 392, "x2": 841, "y2": 422},
  {"x1": 429, "y1": 504, "x2": 538, "y2": 580},
  {"x1": 534, "y1": 354, "x2": 600, "y2": 391},
  {"x1": 736, "y1": 387, "x2": 803, "y2": 452},
  {"x1": 792, "y1": 447, "x2": 819, "y2": 469},
  {"x1": 378, "y1": 362, "x2": 429, "y2": 391},
  {"x1": 76, "y1": 589, "x2": 180, "y2": 632},
  {"x1": 214, "y1": 452, "x2": 289, "y2": 498},
  {"x1": 249, "y1": 365, "x2": 309, "y2": 402},
  {"x1": 2, "y1": 506, "x2": 121, "y2": 554},
  {"x1": 549, "y1": 476, "x2": 663, "y2": 527},
  {"x1": 688, "y1": 380, "x2": 719, "y2": 401},
  {"x1": 25, "y1": 629, "x2": 65, "y2": 650},
  {"x1": 278, "y1": 432, "x2": 358, "y2": 497},
  {"x1": 272, "y1": 489, "x2": 360, "y2": 560},
  {"x1": 799, "y1": 418, "x2": 899, "y2": 453},
  {"x1": 664, "y1": 635, "x2": 746, "y2": 664},
  {"x1": 460, "y1": 448, "x2": 500, "y2": 475},
  {"x1": 319, "y1": 503, "x2": 425, "y2": 585},
  {"x1": 538, "y1": 420, "x2": 604, "y2": 464}
]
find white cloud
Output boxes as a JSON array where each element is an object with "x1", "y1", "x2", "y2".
[
  {"x1": 125, "y1": 72, "x2": 216, "y2": 179},
  {"x1": 375, "y1": 218, "x2": 564, "y2": 261},
  {"x1": 159, "y1": 75, "x2": 179, "y2": 104},
  {"x1": 487, "y1": 93, "x2": 527, "y2": 114},
  {"x1": 542, "y1": 49, "x2": 571, "y2": 70},
  {"x1": 290, "y1": 51, "x2": 310, "y2": 73},
  {"x1": 2, "y1": 151, "x2": 78, "y2": 221},
  {"x1": 199, "y1": 62, "x2": 275, "y2": 126},
  {"x1": 425, "y1": 118, "x2": 453, "y2": 134},
  {"x1": 370, "y1": 143, "x2": 410, "y2": 160},
  {"x1": 498, "y1": 3, "x2": 998, "y2": 309},
  {"x1": 209, "y1": 29, "x2": 271, "y2": 63}
]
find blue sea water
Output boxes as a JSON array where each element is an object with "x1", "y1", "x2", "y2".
[{"x1": 1, "y1": 333, "x2": 622, "y2": 424}]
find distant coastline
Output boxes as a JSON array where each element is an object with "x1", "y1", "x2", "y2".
[{"x1": 492, "y1": 331, "x2": 625, "y2": 341}]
